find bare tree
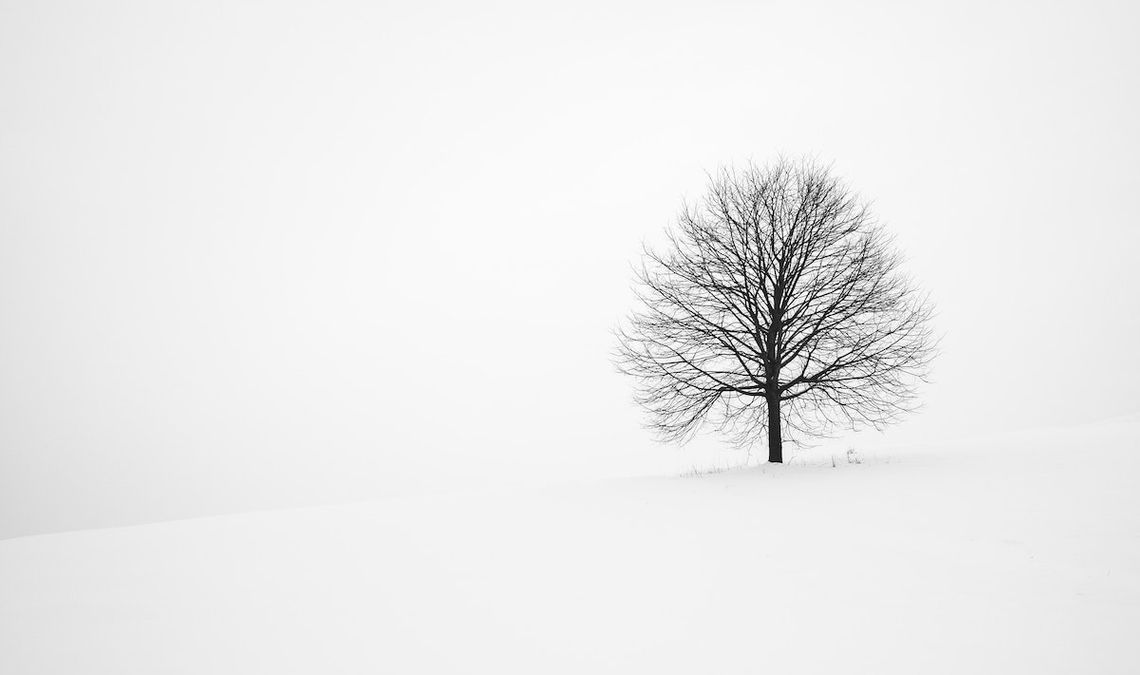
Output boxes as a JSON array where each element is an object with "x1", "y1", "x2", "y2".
[{"x1": 616, "y1": 159, "x2": 935, "y2": 463}]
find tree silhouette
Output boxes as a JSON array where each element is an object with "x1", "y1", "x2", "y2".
[{"x1": 616, "y1": 159, "x2": 935, "y2": 463}]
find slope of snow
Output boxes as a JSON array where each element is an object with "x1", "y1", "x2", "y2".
[{"x1": 3, "y1": 417, "x2": 1138, "y2": 674}]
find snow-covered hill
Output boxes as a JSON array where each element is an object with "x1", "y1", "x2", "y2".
[{"x1": 3, "y1": 417, "x2": 1138, "y2": 674}]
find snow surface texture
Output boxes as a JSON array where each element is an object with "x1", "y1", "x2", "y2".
[{"x1": 3, "y1": 417, "x2": 1138, "y2": 674}]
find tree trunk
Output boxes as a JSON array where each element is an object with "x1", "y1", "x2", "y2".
[{"x1": 767, "y1": 395, "x2": 783, "y2": 463}]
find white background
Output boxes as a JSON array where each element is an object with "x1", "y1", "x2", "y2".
[{"x1": 2, "y1": 0, "x2": 1138, "y2": 538}]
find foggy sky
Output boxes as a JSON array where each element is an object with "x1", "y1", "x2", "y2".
[{"x1": 2, "y1": 0, "x2": 1138, "y2": 538}]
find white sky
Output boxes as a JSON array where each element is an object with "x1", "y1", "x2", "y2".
[{"x1": 2, "y1": 0, "x2": 1138, "y2": 538}]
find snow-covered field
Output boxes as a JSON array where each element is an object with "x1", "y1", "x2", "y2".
[{"x1": 3, "y1": 417, "x2": 1138, "y2": 674}]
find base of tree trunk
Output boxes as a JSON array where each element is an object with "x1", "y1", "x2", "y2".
[{"x1": 767, "y1": 396, "x2": 783, "y2": 463}]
